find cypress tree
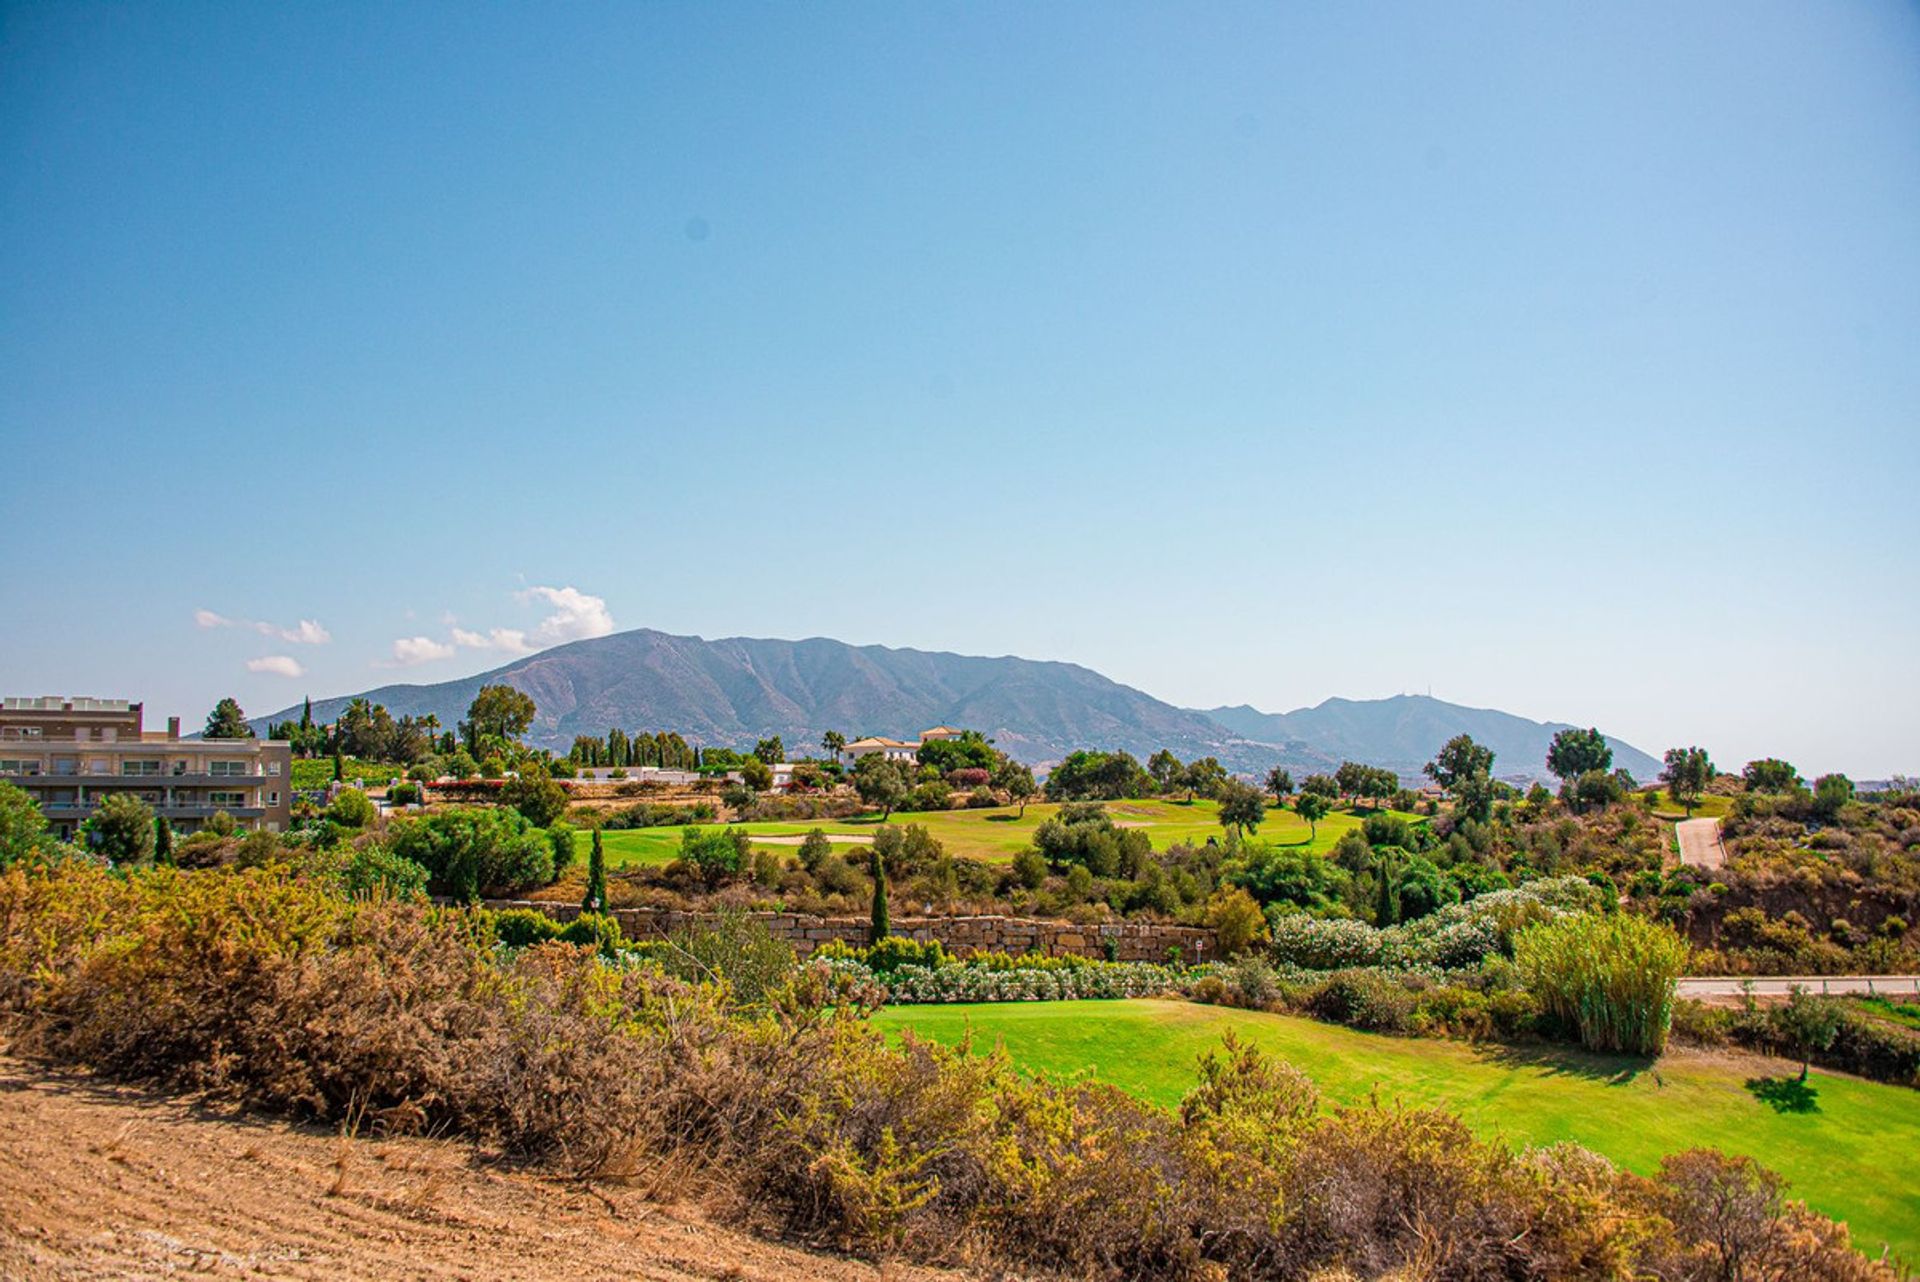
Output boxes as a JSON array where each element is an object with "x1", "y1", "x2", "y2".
[
  {"x1": 154, "y1": 816, "x2": 174, "y2": 866},
  {"x1": 869, "y1": 848, "x2": 890, "y2": 944},
  {"x1": 583, "y1": 829, "x2": 608, "y2": 913},
  {"x1": 1374, "y1": 859, "x2": 1398, "y2": 927},
  {"x1": 332, "y1": 749, "x2": 345, "y2": 782}
]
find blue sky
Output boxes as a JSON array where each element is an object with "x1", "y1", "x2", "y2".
[{"x1": 2, "y1": 2, "x2": 1916, "y2": 776}]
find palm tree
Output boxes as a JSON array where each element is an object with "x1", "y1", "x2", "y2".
[{"x1": 822, "y1": 730, "x2": 846, "y2": 762}]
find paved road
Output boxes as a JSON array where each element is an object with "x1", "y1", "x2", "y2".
[
  {"x1": 1677, "y1": 975, "x2": 1920, "y2": 998},
  {"x1": 1674, "y1": 816, "x2": 1727, "y2": 869}
]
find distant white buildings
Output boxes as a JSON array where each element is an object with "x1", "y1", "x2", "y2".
[
  {"x1": 839, "y1": 726, "x2": 964, "y2": 767},
  {"x1": 571, "y1": 764, "x2": 705, "y2": 786}
]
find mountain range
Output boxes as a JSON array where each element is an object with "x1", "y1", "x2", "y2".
[
  {"x1": 258, "y1": 628, "x2": 1657, "y2": 782},
  {"x1": 1198, "y1": 698, "x2": 1661, "y2": 784}
]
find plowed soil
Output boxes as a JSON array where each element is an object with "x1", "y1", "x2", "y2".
[{"x1": 0, "y1": 1055, "x2": 965, "y2": 1282}]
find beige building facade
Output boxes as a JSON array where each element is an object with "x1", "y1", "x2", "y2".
[{"x1": 0, "y1": 696, "x2": 294, "y2": 840}]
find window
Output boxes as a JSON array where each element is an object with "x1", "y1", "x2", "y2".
[
  {"x1": 266, "y1": 791, "x2": 279, "y2": 806},
  {"x1": 267, "y1": 761, "x2": 281, "y2": 776},
  {"x1": 121, "y1": 760, "x2": 161, "y2": 776},
  {"x1": 209, "y1": 791, "x2": 248, "y2": 808},
  {"x1": 0, "y1": 759, "x2": 38, "y2": 775},
  {"x1": 210, "y1": 761, "x2": 249, "y2": 777}
]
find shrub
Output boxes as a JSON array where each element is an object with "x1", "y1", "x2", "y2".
[
  {"x1": 388, "y1": 806, "x2": 556, "y2": 900},
  {"x1": 1033, "y1": 803, "x2": 1149, "y2": 877},
  {"x1": 84, "y1": 793, "x2": 157, "y2": 863},
  {"x1": 558, "y1": 911, "x2": 625, "y2": 956},
  {"x1": 1268, "y1": 915, "x2": 1383, "y2": 969},
  {"x1": 797, "y1": 829, "x2": 833, "y2": 872},
  {"x1": 818, "y1": 936, "x2": 949, "y2": 973},
  {"x1": 899, "y1": 781, "x2": 952, "y2": 813},
  {"x1": 547, "y1": 822, "x2": 577, "y2": 878},
  {"x1": 502, "y1": 764, "x2": 570, "y2": 828},
  {"x1": 1202, "y1": 887, "x2": 1269, "y2": 956},
  {"x1": 1305, "y1": 968, "x2": 1416, "y2": 1033},
  {"x1": 0, "y1": 781, "x2": 48, "y2": 868},
  {"x1": 679, "y1": 825, "x2": 749, "y2": 884},
  {"x1": 1515, "y1": 912, "x2": 1687, "y2": 1054}
]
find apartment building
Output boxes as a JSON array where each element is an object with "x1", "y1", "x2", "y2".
[{"x1": 0, "y1": 696, "x2": 294, "y2": 839}]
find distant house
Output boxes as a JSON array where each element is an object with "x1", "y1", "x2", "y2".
[
  {"x1": 837, "y1": 727, "x2": 970, "y2": 768},
  {"x1": 573, "y1": 764, "x2": 704, "y2": 786},
  {"x1": 840, "y1": 736, "x2": 921, "y2": 766}
]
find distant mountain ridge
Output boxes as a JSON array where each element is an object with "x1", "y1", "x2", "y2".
[
  {"x1": 258, "y1": 628, "x2": 1657, "y2": 780},
  {"x1": 258, "y1": 628, "x2": 1287, "y2": 771},
  {"x1": 1197, "y1": 695, "x2": 1661, "y2": 784}
]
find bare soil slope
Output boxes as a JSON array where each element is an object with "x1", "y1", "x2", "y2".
[{"x1": 0, "y1": 1055, "x2": 958, "y2": 1282}]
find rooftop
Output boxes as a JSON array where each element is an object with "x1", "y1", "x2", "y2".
[{"x1": 3, "y1": 696, "x2": 137, "y2": 713}]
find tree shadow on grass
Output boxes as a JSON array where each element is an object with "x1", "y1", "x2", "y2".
[
  {"x1": 1470, "y1": 1040, "x2": 1656, "y2": 1086},
  {"x1": 983, "y1": 814, "x2": 1020, "y2": 823},
  {"x1": 1746, "y1": 1075, "x2": 1820, "y2": 1114}
]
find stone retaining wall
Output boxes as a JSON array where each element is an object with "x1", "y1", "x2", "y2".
[{"x1": 480, "y1": 900, "x2": 1219, "y2": 963}]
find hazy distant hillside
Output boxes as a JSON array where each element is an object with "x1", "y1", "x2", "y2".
[
  {"x1": 1199, "y1": 695, "x2": 1661, "y2": 784},
  {"x1": 258, "y1": 628, "x2": 1296, "y2": 771},
  {"x1": 260, "y1": 631, "x2": 1656, "y2": 782}
]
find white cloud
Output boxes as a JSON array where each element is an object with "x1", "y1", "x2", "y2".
[
  {"x1": 196, "y1": 608, "x2": 331, "y2": 645},
  {"x1": 390, "y1": 636, "x2": 457, "y2": 666},
  {"x1": 447, "y1": 586, "x2": 614, "y2": 655},
  {"x1": 387, "y1": 585, "x2": 615, "y2": 668},
  {"x1": 519, "y1": 585, "x2": 615, "y2": 647},
  {"x1": 276, "y1": 618, "x2": 332, "y2": 645},
  {"x1": 246, "y1": 655, "x2": 306, "y2": 678},
  {"x1": 453, "y1": 626, "x2": 533, "y2": 655}
]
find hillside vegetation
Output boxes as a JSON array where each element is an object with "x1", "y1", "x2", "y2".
[{"x1": 0, "y1": 859, "x2": 1890, "y2": 1282}]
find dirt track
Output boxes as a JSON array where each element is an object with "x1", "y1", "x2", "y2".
[
  {"x1": 1674, "y1": 817, "x2": 1728, "y2": 869},
  {"x1": 0, "y1": 1054, "x2": 961, "y2": 1282}
]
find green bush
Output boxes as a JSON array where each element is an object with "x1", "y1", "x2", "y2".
[
  {"x1": 817, "y1": 936, "x2": 949, "y2": 973},
  {"x1": 678, "y1": 825, "x2": 749, "y2": 884},
  {"x1": 491, "y1": 906, "x2": 564, "y2": 948},
  {"x1": 547, "y1": 822, "x2": 577, "y2": 878},
  {"x1": 326, "y1": 788, "x2": 377, "y2": 829},
  {"x1": 388, "y1": 807, "x2": 556, "y2": 900},
  {"x1": 899, "y1": 781, "x2": 953, "y2": 813},
  {"x1": 558, "y1": 912, "x2": 625, "y2": 955},
  {"x1": 1515, "y1": 912, "x2": 1687, "y2": 1055},
  {"x1": 84, "y1": 793, "x2": 157, "y2": 863},
  {"x1": 1305, "y1": 969, "x2": 1416, "y2": 1033}
]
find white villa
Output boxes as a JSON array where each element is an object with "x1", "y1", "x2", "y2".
[{"x1": 837, "y1": 726, "x2": 964, "y2": 768}]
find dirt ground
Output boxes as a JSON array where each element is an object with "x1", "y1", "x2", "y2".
[{"x1": 0, "y1": 1054, "x2": 967, "y2": 1282}]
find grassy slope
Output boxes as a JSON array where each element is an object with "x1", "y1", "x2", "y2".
[
  {"x1": 1646, "y1": 790, "x2": 1735, "y2": 821},
  {"x1": 873, "y1": 999, "x2": 1920, "y2": 1265},
  {"x1": 596, "y1": 798, "x2": 1420, "y2": 867}
]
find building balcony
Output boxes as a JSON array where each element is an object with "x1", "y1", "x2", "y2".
[{"x1": 160, "y1": 805, "x2": 268, "y2": 820}]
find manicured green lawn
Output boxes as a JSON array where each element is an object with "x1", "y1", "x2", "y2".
[
  {"x1": 873, "y1": 999, "x2": 1920, "y2": 1265},
  {"x1": 594, "y1": 799, "x2": 1418, "y2": 868},
  {"x1": 290, "y1": 756, "x2": 404, "y2": 790},
  {"x1": 1647, "y1": 790, "x2": 1735, "y2": 820}
]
